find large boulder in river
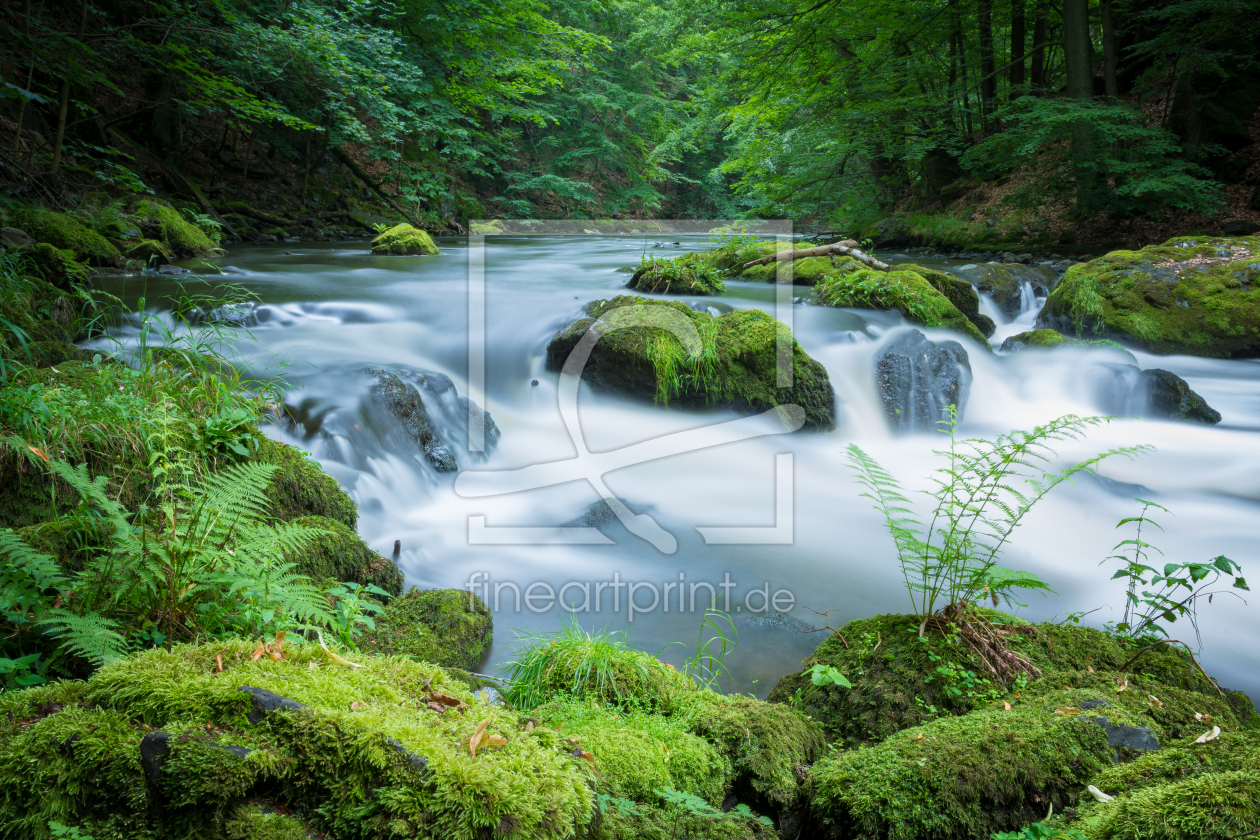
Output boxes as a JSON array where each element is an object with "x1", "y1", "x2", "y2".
[
  {"x1": 815, "y1": 266, "x2": 990, "y2": 345},
  {"x1": 1039, "y1": 236, "x2": 1260, "y2": 357},
  {"x1": 948, "y1": 261, "x2": 1058, "y2": 319},
  {"x1": 371, "y1": 223, "x2": 439, "y2": 255},
  {"x1": 545, "y1": 295, "x2": 836, "y2": 430},
  {"x1": 873, "y1": 329, "x2": 971, "y2": 432},
  {"x1": 1138, "y1": 368, "x2": 1222, "y2": 424}
]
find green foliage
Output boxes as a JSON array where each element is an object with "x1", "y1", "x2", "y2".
[
  {"x1": 815, "y1": 267, "x2": 990, "y2": 344},
  {"x1": 629, "y1": 253, "x2": 726, "y2": 296},
  {"x1": 847, "y1": 413, "x2": 1149, "y2": 620},
  {"x1": 358, "y1": 586, "x2": 492, "y2": 669},
  {"x1": 1105, "y1": 500, "x2": 1247, "y2": 640},
  {"x1": 992, "y1": 823, "x2": 1089, "y2": 840},
  {"x1": 47, "y1": 822, "x2": 95, "y2": 840},
  {"x1": 657, "y1": 787, "x2": 773, "y2": 829},
  {"x1": 324, "y1": 581, "x2": 391, "y2": 649},
  {"x1": 0, "y1": 652, "x2": 44, "y2": 692},
  {"x1": 503, "y1": 614, "x2": 690, "y2": 711},
  {"x1": 681, "y1": 609, "x2": 737, "y2": 690}
]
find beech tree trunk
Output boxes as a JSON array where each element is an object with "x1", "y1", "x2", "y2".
[
  {"x1": 1063, "y1": 0, "x2": 1093, "y2": 100},
  {"x1": 51, "y1": 0, "x2": 90, "y2": 174},
  {"x1": 1101, "y1": 0, "x2": 1118, "y2": 98},
  {"x1": 1030, "y1": 0, "x2": 1048, "y2": 91},
  {"x1": 1010, "y1": 0, "x2": 1026, "y2": 97},
  {"x1": 978, "y1": 0, "x2": 995, "y2": 129}
]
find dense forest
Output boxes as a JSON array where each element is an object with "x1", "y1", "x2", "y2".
[{"x1": 2, "y1": 0, "x2": 1258, "y2": 243}]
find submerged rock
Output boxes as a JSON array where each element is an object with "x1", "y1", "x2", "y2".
[
  {"x1": 1139, "y1": 368, "x2": 1222, "y2": 424},
  {"x1": 544, "y1": 295, "x2": 836, "y2": 430},
  {"x1": 1039, "y1": 235, "x2": 1260, "y2": 357},
  {"x1": 368, "y1": 368, "x2": 458, "y2": 471},
  {"x1": 873, "y1": 329, "x2": 972, "y2": 432},
  {"x1": 370, "y1": 223, "x2": 439, "y2": 255},
  {"x1": 1000, "y1": 327, "x2": 1135, "y2": 362}
]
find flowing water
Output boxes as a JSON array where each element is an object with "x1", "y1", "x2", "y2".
[{"x1": 95, "y1": 236, "x2": 1260, "y2": 700}]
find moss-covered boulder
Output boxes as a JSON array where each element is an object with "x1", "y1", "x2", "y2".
[
  {"x1": 815, "y1": 267, "x2": 990, "y2": 345},
  {"x1": 287, "y1": 515, "x2": 403, "y2": 595},
  {"x1": 371, "y1": 223, "x2": 439, "y2": 255},
  {"x1": 124, "y1": 238, "x2": 172, "y2": 265},
  {"x1": 256, "y1": 437, "x2": 357, "y2": 528},
  {"x1": 360, "y1": 587, "x2": 493, "y2": 671},
  {"x1": 0, "y1": 639, "x2": 594, "y2": 840},
  {"x1": 15, "y1": 208, "x2": 122, "y2": 266},
  {"x1": 902, "y1": 263, "x2": 996, "y2": 338},
  {"x1": 544, "y1": 296, "x2": 837, "y2": 430},
  {"x1": 26, "y1": 242, "x2": 88, "y2": 286},
  {"x1": 1039, "y1": 236, "x2": 1260, "y2": 357},
  {"x1": 949, "y1": 262, "x2": 1057, "y2": 319},
  {"x1": 132, "y1": 199, "x2": 217, "y2": 256},
  {"x1": 1000, "y1": 327, "x2": 1136, "y2": 360},
  {"x1": 627, "y1": 252, "x2": 726, "y2": 295}
]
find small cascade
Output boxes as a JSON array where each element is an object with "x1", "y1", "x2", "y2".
[{"x1": 1018, "y1": 280, "x2": 1038, "y2": 315}]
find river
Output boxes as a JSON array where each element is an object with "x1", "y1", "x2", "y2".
[{"x1": 94, "y1": 234, "x2": 1260, "y2": 701}]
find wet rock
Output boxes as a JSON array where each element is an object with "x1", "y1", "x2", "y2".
[
  {"x1": 1039, "y1": 235, "x2": 1260, "y2": 358},
  {"x1": 0, "y1": 227, "x2": 34, "y2": 250},
  {"x1": 874, "y1": 329, "x2": 972, "y2": 432},
  {"x1": 902, "y1": 263, "x2": 996, "y2": 338},
  {"x1": 203, "y1": 302, "x2": 257, "y2": 326},
  {"x1": 544, "y1": 296, "x2": 836, "y2": 431},
  {"x1": 157, "y1": 264, "x2": 191, "y2": 276},
  {"x1": 999, "y1": 328, "x2": 1137, "y2": 363},
  {"x1": 368, "y1": 368, "x2": 458, "y2": 471},
  {"x1": 1094, "y1": 716, "x2": 1161, "y2": 752},
  {"x1": 254, "y1": 233, "x2": 278, "y2": 244},
  {"x1": 1139, "y1": 368, "x2": 1222, "y2": 424},
  {"x1": 815, "y1": 265, "x2": 990, "y2": 344},
  {"x1": 371, "y1": 223, "x2": 438, "y2": 255},
  {"x1": 238, "y1": 686, "x2": 307, "y2": 724},
  {"x1": 948, "y1": 262, "x2": 1058, "y2": 319}
]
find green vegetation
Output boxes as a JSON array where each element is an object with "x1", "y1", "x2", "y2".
[
  {"x1": 816, "y1": 267, "x2": 991, "y2": 344},
  {"x1": 360, "y1": 586, "x2": 493, "y2": 670},
  {"x1": 628, "y1": 252, "x2": 727, "y2": 295},
  {"x1": 1040, "y1": 237, "x2": 1260, "y2": 357},
  {"x1": 545, "y1": 295, "x2": 836, "y2": 430}
]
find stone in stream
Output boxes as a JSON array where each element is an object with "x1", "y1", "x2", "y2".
[
  {"x1": 544, "y1": 295, "x2": 836, "y2": 430},
  {"x1": 1138, "y1": 368, "x2": 1222, "y2": 424},
  {"x1": 368, "y1": 368, "x2": 458, "y2": 471},
  {"x1": 873, "y1": 329, "x2": 971, "y2": 432},
  {"x1": 1039, "y1": 235, "x2": 1260, "y2": 358},
  {"x1": 947, "y1": 261, "x2": 1059, "y2": 319},
  {"x1": 370, "y1": 223, "x2": 439, "y2": 255},
  {"x1": 814, "y1": 265, "x2": 992, "y2": 344}
]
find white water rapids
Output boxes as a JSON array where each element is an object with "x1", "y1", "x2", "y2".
[{"x1": 96, "y1": 236, "x2": 1260, "y2": 700}]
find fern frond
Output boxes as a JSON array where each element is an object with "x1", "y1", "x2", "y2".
[{"x1": 40, "y1": 609, "x2": 128, "y2": 667}]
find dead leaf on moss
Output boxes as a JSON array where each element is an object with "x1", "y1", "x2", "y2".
[
  {"x1": 350, "y1": 701, "x2": 364, "y2": 711},
  {"x1": 1148, "y1": 695, "x2": 1164, "y2": 709},
  {"x1": 573, "y1": 748, "x2": 595, "y2": 765},
  {"x1": 1055, "y1": 707, "x2": 1081, "y2": 716},
  {"x1": 214, "y1": 654, "x2": 224, "y2": 673},
  {"x1": 26, "y1": 445, "x2": 49, "y2": 463},
  {"x1": 427, "y1": 692, "x2": 466, "y2": 712},
  {"x1": 469, "y1": 718, "x2": 492, "y2": 757},
  {"x1": 1195, "y1": 726, "x2": 1221, "y2": 744},
  {"x1": 1115, "y1": 678, "x2": 1128, "y2": 693},
  {"x1": 1003, "y1": 701, "x2": 1012, "y2": 711}
]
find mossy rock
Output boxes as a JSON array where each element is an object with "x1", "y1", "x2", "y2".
[
  {"x1": 815, "y1": 268, "x2": 990, "y2": 346},
  {"x1": 288, "y1": 515, "x2": 403, "y2": 595},
  {"x1": 133, "y1": 199, "x2": 217, "y2": 256},
  {"x1": 544, "y1": 296, "x2": 836, "y2": 431},
  {"x1": 359, "y1": 587, "x2": 493, "y2": 671},
  {"x1": 0, "y1": 639, "x2": 594, "y2": 840},
  {"x1": 1000, "y1": 328, "x2": 1138, "y2": 362},
  {"x1": 768, "y1": 615, "x2": 1256, "y2": 749},
  {"x1": 737, "y1": 255, "x2": 850, "y2": 285},
  {"x1": 16, "y1": 208, "x2": 121, "y2": 266},
  {"x1": 806, "y1": 702, "x2": 1116, "y2": 839},
  {"x1": 371, "y1": 223, "x2": 439, "y2": 255},
  {"x1": 27, "y1": 242, "x2": 87, "y2": 287},
  {"x1": 709, "y1": 239, "x2": 795, "y2": 275},
  {"x1": 949, "y1": 262, "x2": 1057, "y2": 319},
  {"x1": 124, "y1": 238, "x2": 171, "y2": 264},
  {"x1": 20, "y1": 340, "x2": 91, "y2": 368},
  {"x1": 902, "y1": 263, "x2": 996, "y2": 338},
  {"x1": 1039, "y1": 236, "x2": 1260, "y2": 357},
  {"x1": 256, "y1": 437, "x2": 357, "y2": 528},
  {"x1": 225, "y1": 804, "x2": 312, "y2": 839},
  {"x1": 627, "y1": 252, "x2": 726, "y2": 295}
]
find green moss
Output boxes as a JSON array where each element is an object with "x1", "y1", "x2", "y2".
[
  {"x1": 737, "y1": 255, "x2": 854, "y2": 285},
  {"x1": 901, "y1": 262, "x2": 996, "y2": 337},
  {"x1": 133, "y1": 200, "x2": 217, "y2": 256},
  {"x1": 256, "y1": 438, "x2": 357, "y2": 528},
  {"x1": 371, "y1": 223, "x2": 439, "y2": 255},
  {"x1": 807, "y1": 704, "x2": 1115, "y2": 839},
  {"x1": 709, "y1": 239, "x2": 794, "y2": 274},
  {"x1": 675, "y1": 691, "x2": 824, "y2": 807},
  {"x1": 225, "y1": 805, "x2": 311, "y2": 840},
  {"x1": 545, "y1": 296, "x2": 836, "y2": 430},
  {"x1": 16, "y1": 209, "x2": 121, "y2": 266},
  {"x1": 288, "y1": 515, "x2": 402, "y2": 595},
  {"x1": 1084, "y1": 730, "x2": 1260, "y2": 797},
  {"x1": 124, "y1": 239, "x2": 171, "y2": 263},
  {"x1": 1041, "y1": 236, "x2": 1260, "y2": 357},
  {"x1": 5, "y1": 638, "x2": 596, "y2": 840},
  {"x1": 1080, "y1": 771, "x2": 1260, "y2": 840},
  {"x1": 815, "y1": 267, "x2": 990, "y2": 345},
  {"x1": 359, "y1": 587, "x2": 493, "y2": 670},
  {"x1": 1001, "y1": 328, "x2": 1139, "y2": 362}
]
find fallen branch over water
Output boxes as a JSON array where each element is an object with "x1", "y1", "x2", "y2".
[{"x1": 742, "y1": 240, "x2": 892, "y2": 272}]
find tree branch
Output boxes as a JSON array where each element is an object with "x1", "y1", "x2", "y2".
[{"x1": 742, "y1": 241, "x2": 891, "y2": 272}]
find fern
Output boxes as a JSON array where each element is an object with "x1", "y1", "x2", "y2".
[
  {"x1": 39, "y1": 610, "x2": 127, "y2": 668},
  {"x1": 848, "y1": 413, "x2": 1152, "y2": 620}
]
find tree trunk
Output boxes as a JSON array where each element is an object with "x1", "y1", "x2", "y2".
[
  {"x1": 951, "y1": 0, "x2": 973, "y2": 135},
  {"x1": 50, "y1": 0, "x2": 89, "y2": 174},
  {"x1": 978, "y1": 0, "x2": 995, "y2": 129},
  {"x1": 1010, "y1": 0, "x2": 1026, "y2": 97},
  {"x1": 1030, "y1": 0, "x2": 1048, "y2": 91},
  {"x1": 331, "y1": 145, "x2": 421, "y2": 225},
  {"x1": 1063, "y1": 0, "x2": 1093, "y2": 100},
  {"x1": 742, "y1": 242, "x2": 891, "y2": 272},
  {"x1": 1101, "y1": 0, "x2": 1118, "y2": 98},
  {"x1": 13, "y1": 0, "x2": 36, "y2": 153}
]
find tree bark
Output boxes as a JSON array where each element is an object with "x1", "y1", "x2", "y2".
[
  {"x1": 51, "y1": 0, "x2": 90, "y2": 174},
  {"x1": 1101, "y1": 0, "x2": 1118, "y2": 98},
  {"x1": 1030, "y1": 0, "x2": 1048, "y2": 91},
  {"x1": 742, "y1": 242, "x2": 891, "y2": 272},
  {"x1": 978, "y1": 0, "x2": 995, "y2": 129},
  {"x1": 951, "y1": 0, "x2": 973, "y2": 135},
  {"x1": 1010, "y1": 0, "x2": 1026, "y2": 97},
  {"x1": 1063, "y1": 0, "x2": 1093, "y2": 100}
]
